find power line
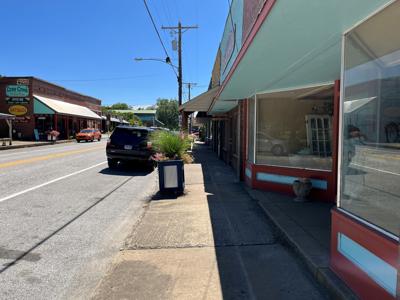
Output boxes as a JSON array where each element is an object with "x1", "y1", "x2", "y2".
[
  {"x1": 142, "y1": 0, "x2": 178, "y2": 78},
  {"x1": 149, "y1": 0, "x2": 171, "y2": 55}
]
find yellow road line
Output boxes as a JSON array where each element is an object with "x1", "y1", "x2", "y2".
[{"x1": 0, "y1": 146, "x2": 104, "y2": 169}]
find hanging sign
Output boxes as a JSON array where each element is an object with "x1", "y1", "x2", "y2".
[
  {"x1": 9, "y1": 105, "x2": 28, "y2": 116},
  {"x1": 6, "y1": 85, "x2": 29, "y2": 97}
]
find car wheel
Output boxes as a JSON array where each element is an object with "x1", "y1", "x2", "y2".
[
  {"x1": 271, "y1": 145, "x2": 284, "y2": 156},
  {"x1": 98, "y1": 137, "x2": 101, "y2": 141},
  {"x1": 147, "y1": 161, "x2": 155, "y2": 172},
  {"x1": 108, "y1": 159, "x2": 118, "y2": 169}
]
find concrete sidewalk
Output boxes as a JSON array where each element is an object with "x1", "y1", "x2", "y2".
[
  {"x1": 91, "y1": 145, "x2": 330, "y2": 300},
  {"x1": 245, "y1": 190, "x2": 356, "y2": 300},
  {"x1": 0, "y1": 139, "x2": 73, "y2": 150}
]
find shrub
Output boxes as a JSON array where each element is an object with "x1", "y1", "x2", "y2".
[{"x1": 150, "y1": 131, "x2": 191, "y2": 160}]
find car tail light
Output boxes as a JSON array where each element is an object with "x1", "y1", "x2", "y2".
[{"x1": 146, "y1": 141, "x2": 152, "y2": 149}]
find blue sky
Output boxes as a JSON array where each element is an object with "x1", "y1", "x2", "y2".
[{"x1": 0, "y1": 0, "x2": 228, "y2": 106}]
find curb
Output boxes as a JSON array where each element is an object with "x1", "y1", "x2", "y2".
[
  {"x1": 0, "y1": 140, "x2": 75, "y2": 151},
  {"x1": 244, "y1": 186, "x2": 358, "y2": 300}
]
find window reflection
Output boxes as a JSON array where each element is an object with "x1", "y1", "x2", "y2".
[
  {"x1": 340, "y1": 1, "x2": 400, "y2": 237},
  {"x1": 255, "y1": 86, "x2": 334, "y2": 170}
]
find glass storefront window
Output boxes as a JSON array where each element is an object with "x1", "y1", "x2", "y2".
[
  {"x1": 255, "y1": 86, "x2": 334, "y2": 170},
  {"x1": 340, "y1": 1, "x2": 400, "y2": 237}
]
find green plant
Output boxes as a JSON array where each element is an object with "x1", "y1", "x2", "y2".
[{"x1": 150, "y1": 131, "x2": 191, "y2": 160}]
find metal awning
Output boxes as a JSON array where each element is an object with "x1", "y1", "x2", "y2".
[
  {"x1": 0, "y1": 113, "x2": 16, "y2": 120},
  {"x1": 110, "y1": 117, "x2": 121, "y2": 122},
  {"x1": 211, "y1": 0, "x2": 392, "y2": 114},
  {"x1": 0, "y1": 113, "x2": 15, "y2": 146},
  {"x1": 180, "y1": 86, "x2": 219, "y2": 112},
  {"x1": 34, "y1": 94, "x2": 101, "y2": 119}
]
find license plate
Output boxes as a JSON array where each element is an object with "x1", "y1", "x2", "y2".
[{"x1": 124, "y1": 145, "x2": 133, "y2": 150}]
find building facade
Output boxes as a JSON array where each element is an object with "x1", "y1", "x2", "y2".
[
  {"x1": 0, "y1": 77, "x2": 102, "y2": 140},
  {"x1": 183, "y1": 0, "x2": 399, "y2": 298}
]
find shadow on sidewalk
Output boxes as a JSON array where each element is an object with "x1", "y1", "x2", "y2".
[{"x1": 193, "y1": 144, "x2": 329, "y2": 299}]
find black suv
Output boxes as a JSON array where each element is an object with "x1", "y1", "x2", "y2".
[{"x1": 106, "y1": 126, "x2": 154, "y2": 169}]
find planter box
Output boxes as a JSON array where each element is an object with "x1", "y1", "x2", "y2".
[{"x1": 158, "y1": 160, "x2": 185, "y2": 194}]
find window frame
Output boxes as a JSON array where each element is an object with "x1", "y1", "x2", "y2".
[
  {"x1": 336, "y1": 1, "x2": 400, "y2": 242},
  {"x1": 254, "y1": 88, "x2": 334, "y2": 171}
]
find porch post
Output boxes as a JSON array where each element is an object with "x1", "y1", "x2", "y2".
[
  {"x1": 54, "y1": 114, "x2": 58, "y2": 131},
  {"x1": 6, "y1": 119, "x2": 12, "y2": 145},
  {"x1": 181, "y1": 112, "x2": 189, "y2": 132},
  {"x1": 66, "y1": 117, "x2": 70, "y2": 139}
]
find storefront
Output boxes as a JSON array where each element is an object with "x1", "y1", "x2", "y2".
[
  {"x1": 331, "y1": 2, "x2": 399, "y2": 298},
  {"x1": 206, "y1": 0, "x2": 399, "y2": 298},
  {"x1": 33, "y1": 95, "x2": 102, "y2": 139},
  {"x1": 0, "y1": 77, "x2": 102, "y2": 140},
  {"x1": 243, "y1": 83, "x2": 340, "y2": 201}
]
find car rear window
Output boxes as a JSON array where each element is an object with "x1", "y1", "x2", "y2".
[
  {"x1": 111, "y1": 128, "x2": 149, "y2": 144},
  {"x1": 81, "y1": 129, "x2": 93, "y2": 133}
]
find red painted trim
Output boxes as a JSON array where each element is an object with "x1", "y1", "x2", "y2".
[
  {"x1": 240, "y1": 100, "x2": 248, "y2": 180},
  {"x1": 211, "y1": 0, "x2": 277, "y2": 109},
  {"x1": 331, "y1": 209, "x2": 398, "y2": 299},
  {"x1": 244, "y1": 160, "x2": 253, "y2": 187},
  {"x1": 249, "y1": 163, "x2": 335, "y2": 202},
  {"x1": 331, "y1": 80, "x2": 340, "y2": 202}
]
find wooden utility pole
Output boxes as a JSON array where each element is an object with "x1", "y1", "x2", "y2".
[
  {"x1": 162, "y1": 22, "x2": 198, "y2": 106},
  {"x1": 183, "y1": 82, "x2": 197, "y2": 101}
]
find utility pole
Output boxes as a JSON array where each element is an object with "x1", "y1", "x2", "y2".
[
  {"x1": 183, "y1": 82, "x2": 197, "y2": 101},
  {"x1": 162, "y1": 22, "x2": 198, "y2": 106}
]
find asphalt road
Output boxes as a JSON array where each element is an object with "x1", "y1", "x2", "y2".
[{"x1": 0, "y1": 140, "x2": 157, "y2": 300}]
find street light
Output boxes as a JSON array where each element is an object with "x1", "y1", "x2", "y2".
[
  {"x1": 134, "y1": 56, "x2": 184, "y2": 129},
  {"x1": 134, "y1": 57, "x2": 178, "y2": 70}
]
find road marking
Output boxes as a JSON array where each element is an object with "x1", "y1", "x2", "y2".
[
  {"x1": 0, "y1": 161, "x2": 107, "y2": 203},
  {"x1": 0, "y1": 142, "x2": 100, "y2": 158},
  {"x1": 0, "y1": 146, "x2": 104, "y2": 169},
  {"x1": 351, "y1": 163, "x2": 400, "y2": 176}
]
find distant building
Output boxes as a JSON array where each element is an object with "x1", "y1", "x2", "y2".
[
  {"x1": 0, "y1": 77, "x2": 102, "y2": 140},
  {"x1": 111, "y1": 109, "x2": 161, "y2": 127}
]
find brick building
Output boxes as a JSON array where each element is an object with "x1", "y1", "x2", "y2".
[{"x1": 0, "y1": 77, "x2": 102, "y2": 140}]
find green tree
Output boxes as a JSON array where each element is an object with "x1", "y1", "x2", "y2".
[
  {"x1": 101, "y1": 106, "x2": 111, "y2": 114},
  {"x1": 156, "y1": 99, "x2": 179, "y2": 130},
  {"x1": 113, "y1": 111, "x2": 143, "y2": 126},
  {"x1": 110, "y1": 102, "x2": 129, "y2": 110}
]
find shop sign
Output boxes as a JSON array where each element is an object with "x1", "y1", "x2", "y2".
[
  {"x1": 6, "y1": 85, "x2": 29, "y2": 97},
  {"x1": 9, "y1": 105, "x2": 28, "y2": 116},
  {"x1": 6, "y1": 97, "x2": 30, "y2": 104}
]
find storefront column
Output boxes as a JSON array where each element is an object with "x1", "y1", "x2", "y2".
[
  {"x1": 65, "y1": 117, "x2": 69, "y2": 139},
  {"x1": 181, "y1": 112, "x2": 189, "y2": 132},
  {"x1": 54, "y1": 114, "x2": 58, "y2": 131}
]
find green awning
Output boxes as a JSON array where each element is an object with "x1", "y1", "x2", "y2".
[
  {"x1": 34, "y1": 98, "x2": 55, "y2": 114},
  {"x1": 212, "y1": 0, "x2": 392, "y2": 113}
]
